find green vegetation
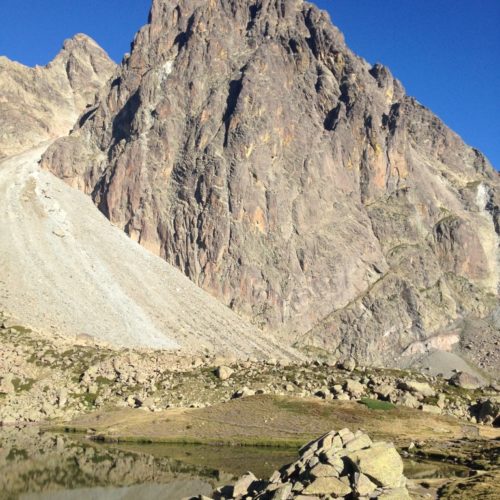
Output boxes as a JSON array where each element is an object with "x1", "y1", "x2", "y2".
[
  {"x1": 6, "y1": 448, "x2": 29, "y2": 460},
  {"x1": 62, "y1": 429, "x2": 305, "y2": 449},
  {"x1": 82, "y1": 393, "x2": 98, "y2": 407},
  {"x1": 95, "y1": 376, "x2": 113, "y2": 386},
  {"x1": 12, "y1": 377, "x2": 35, "y2": 392},
  {"x1": 359, "y1": 398, "x2": 396, "y2": 411}
]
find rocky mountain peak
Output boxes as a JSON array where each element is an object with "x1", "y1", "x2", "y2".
[
  {"x1": 41, "y1": 0, "x2": 499, "y2": 370},
  {"x1": 0, "y1": 34, "x2": 115, "y2": 158}
]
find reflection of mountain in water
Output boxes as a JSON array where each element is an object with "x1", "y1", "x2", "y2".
[
  {"x1": 21, "y1": 481, "x2": 213, "y2": 500},
  {"x1": 0, "y1": 429, "x2": 220, "y2": 500},
  {"x1": 20, "y1": 479, "x2": 213, "y2": 500}
]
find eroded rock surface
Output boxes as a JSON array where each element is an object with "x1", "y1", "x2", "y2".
[
  {"x1": 0, "y1": 34, "x2": 115, "y2": 157},
  {"x1": 41, "y1": 0, "x2": 500, "y2": 367}
]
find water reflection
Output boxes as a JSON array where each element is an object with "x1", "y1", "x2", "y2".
[
  {"x1": 0, "y1": 428, "x2": 471, "y2": 500},
  {"x1": 21, "y1": 482, "x2": 213, "y2": 500},
  {"x1": 0, "y1": 428, "x2": 294, "y2": 500}
]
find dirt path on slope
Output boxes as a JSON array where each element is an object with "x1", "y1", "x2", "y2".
[{"x1": 0, "y1": 145, "x2": 296, "y2": 359}]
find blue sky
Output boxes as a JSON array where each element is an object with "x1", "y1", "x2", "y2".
[{"x1": 1, "y1": 1, "x2": 499, "y2": 169}]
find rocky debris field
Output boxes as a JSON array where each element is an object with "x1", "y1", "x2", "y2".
[
  {"x1": 0, "y1": 146, "x2": 296, "y2": 359},
  {"x1": 0, "y1": 315, "x2": 498, "y2": 429},
  {"x1": 200, "y1": 429, "x2": 410, "y2": 499}
]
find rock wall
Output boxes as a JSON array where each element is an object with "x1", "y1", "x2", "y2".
[{"x1": 41, "y1": 0, "x2": 500, "y2": 365}]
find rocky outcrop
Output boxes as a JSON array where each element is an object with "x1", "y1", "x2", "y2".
[
  {"x1": 41, "y1": 0, "x2": 500, "y2": 366},
  {"x1": 204, "y1": 430, "x2": 410, "y2": 499},
  {"x1": 0, "y1": 34, "x2": 115, "y2": 157}
]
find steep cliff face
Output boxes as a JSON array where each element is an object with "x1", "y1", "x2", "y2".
[
  {"x1": 41, "y1": 0, "x2": 500, "y2": 365},
  {"x1": 0, "y1": 34, "x2": 115, "y2": 157}
]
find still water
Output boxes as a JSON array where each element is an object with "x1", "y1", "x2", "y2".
[{"x1": 0, "y1": 428, "x2": 470, "y2": 500}]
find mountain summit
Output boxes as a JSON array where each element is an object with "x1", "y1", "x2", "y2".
[
  {"x1": 41, "y1": 0, "x2": 500, "y2": 369},
  {"x1": 0, "y1": 34, "x2": 115, "y2": 158}
]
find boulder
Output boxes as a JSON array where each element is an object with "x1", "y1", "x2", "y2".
[
  {"x1": 420, "y1": 404, "x2": 442, "y2": 415},
  {"x1": 396, "y1": 392, "x2": 420, "y2": 408},
  {"x1": 346, "y1": 442, "x2": 405, "y2": 489},
  {"x1": 344, "y1": 379, "x2": 366, "y2": 398},
  {"x1": 355, "y1": 473, "x2": 378, "y2": 496},
  {"x1": 215, "y1": 366, "x2": 234, "y2": 381},
  {"x1": 270, "y1": 483, "x2": 292, "y2": 500},
  {"x1": 232, "y1": 472, "x2": 257, "y2": 497},
  {"x1": 309, "y1": 463, "x2": 339, "y2": 478},
  {"x1": 338, "y1": 358, "x2": 357, "y2": 372},
  {"x1": 477, "y1": 398, "x2": 500, "y2": 425},
  {"x1": 302, "y1": 476, "x2": 352, "y2": 496},
  {"x1": 345, "y1": 433, "x2": 373, "y2": 452},
  {"x1": 373, "y1": 383, "x2": 395, "y2": 400},
  {"x1": 450, "y1": 371, "x2": 483, "y2": 390},
  {"x1": 398, "y1": 380, "x2": 435, "y2": 397}
]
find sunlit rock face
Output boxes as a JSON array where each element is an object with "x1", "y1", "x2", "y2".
[
  {"x1": 41, "y1": 0, "x2": 500, "y2": 366},
  {"x1": 0, "y1": 34, "x2": 116, "y2": 157}
]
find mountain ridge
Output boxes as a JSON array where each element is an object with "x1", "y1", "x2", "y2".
[
  {"x1": 39, "y1": 0, "x2": 499, "y2": 370},
  {"x1": 0, "y1": 34, "x2": 116, "y2": 158}
]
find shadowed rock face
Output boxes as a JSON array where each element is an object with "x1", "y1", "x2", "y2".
[
  {"x1": 41, "y1": 0, "x2": 500, "y2": 365},
  {"x1": 0, "y1": 34, "x2": 115, "y2": 157}
]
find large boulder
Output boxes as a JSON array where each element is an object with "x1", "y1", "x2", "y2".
[
  {"x1": 449, "y1": 372, "x2": 484, "y2": 390},
  {"x1": 476, "y1": 398, "x2": 500, "y2": 426},
  {"x1": 204, "y1": 429, "x2": 410, "y2": 499},
  {"x1": 344, "y1": 379, "x2": 366, "y2": 398},
  {"x1": 215, "y1": 365, "x2": 234, "y2": 381},
  {"x1": 398, "y1": 380, "x2": 435, "y2": 398},
  {"x1": 346, "y1": 442, "x2": 405, "y2": 489}
]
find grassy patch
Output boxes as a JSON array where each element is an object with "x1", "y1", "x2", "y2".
[
  {"x1": 359, "y1": 398, "x2": 396, "y2": 411},
  {"x1": 82, "y1": 393, "x2": 98, "y2": 407},
  {"x1": 9, "y1": 325, "x2": 31, "y2": 335},
  {"x1": 95, "y1": 376, "x2": 114, "y2": 386},
  {"x1": 12, "y1": 377, "x2": 35, "y2": 392},
  {"x1": 69, "y1": 429, "x2": 304, "y2": 449},
  {"x1": 47, "y1": 394, "x2": 493, "y2": 459},
  {"x1": 6, "y1": 448, "x2": 29, "y2": 460}
]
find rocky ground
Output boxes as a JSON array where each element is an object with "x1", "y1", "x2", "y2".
[{"x1": 1, "y1": 314, "x2": 498, "y2": 428}]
